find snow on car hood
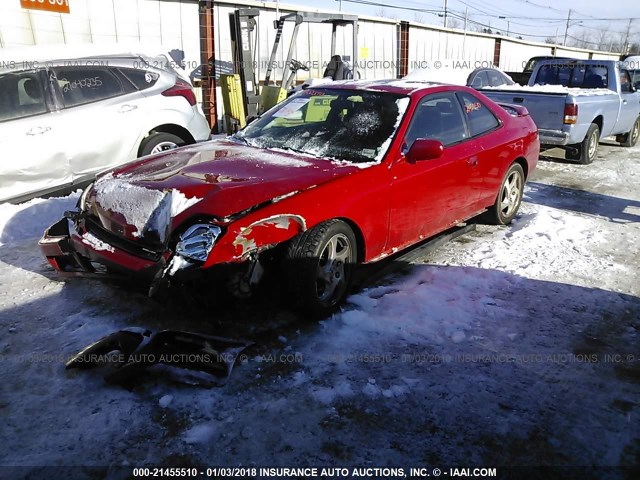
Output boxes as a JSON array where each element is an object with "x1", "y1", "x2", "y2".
[
  {"x1": 92, "y1": 174, "x2": 200, "y2": 242},
  {"x1": 88, "y1": 140, "x2": 360, "y2": 242}
]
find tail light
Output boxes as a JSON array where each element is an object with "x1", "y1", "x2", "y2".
[
  {"x1": 564, "y1": 102, "x2": 578, "y2": 124},
  {"x1": 162, "y1": 79, "x2": 197, "y2": 106}
]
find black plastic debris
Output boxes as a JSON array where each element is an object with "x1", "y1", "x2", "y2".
[{"x1": 65, "y1": 329, "x2": 252, "y2": 387}]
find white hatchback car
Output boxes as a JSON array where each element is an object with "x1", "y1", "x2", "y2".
[{"x1": 0, "y1": 52, "x2": 211, "y2": 203}]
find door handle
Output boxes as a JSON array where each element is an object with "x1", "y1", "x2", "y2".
[
  {"x1": 467, "y1": 156, "x2": 479, "y2": 167},
  {"x1": 27, "y1": 126, "x2": 51, "y2": 136},
  {"x1": 119, "y1": 104, "x2": 138, "y2": 113},
  {"x1": 623, "y1": 100, "x2": 628, "y2": 104}
]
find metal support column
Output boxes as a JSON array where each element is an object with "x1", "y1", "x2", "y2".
[
  {"x1": 199, "y1": 0, "x2": 217, "y2": 132},
  {"x1": 397, "y1": 21, "x2": 409, "y2": 78}
]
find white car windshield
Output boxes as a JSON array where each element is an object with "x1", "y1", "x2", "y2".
[{"x1": 234, "y1": 88, "x2": 408, "y2": 163}]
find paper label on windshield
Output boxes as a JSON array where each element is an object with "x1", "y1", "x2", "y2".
[{"x1": 273, "y1": 98, "x2": 311, "y2": 118}]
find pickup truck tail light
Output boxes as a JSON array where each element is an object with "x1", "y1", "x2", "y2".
[
  {"x1": 564, "y1": 103, "x2": 578, "y2": 124},
  {"x1": 162, "y1": 79, "x2": 197, "y2": 106}
]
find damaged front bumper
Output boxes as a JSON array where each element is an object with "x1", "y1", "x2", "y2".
[{"x1": 38, "y1": 213, "x2": 202, "y2": 292}]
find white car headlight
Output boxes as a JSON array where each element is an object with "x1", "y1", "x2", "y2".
[{"x1": 175, "y1": 224, "x2": 222, "y2": 262}]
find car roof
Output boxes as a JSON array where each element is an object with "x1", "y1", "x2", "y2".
[
  {"x1": 0, "y1": 44, "x2": 177, "y2": 74},
  {"x1": 311, "y1": 78, "x2": 459, "y2": 95}
]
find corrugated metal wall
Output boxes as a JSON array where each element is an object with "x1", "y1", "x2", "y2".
[
  {"x1": 0, "y1": 0, "x2": 624, "y2": 121},
  {"x1": 1, "y1": 0, "x2": 621, "y2": 75},
  {"x1": 0, "y1": 0, "x2": 202, "y2": 70},
  {"x1": 499, "y1": 40, "x2": 553, "y2": 71},
  {"x1": 408, "y1": 26, "x2": 495, "y2": 68}
]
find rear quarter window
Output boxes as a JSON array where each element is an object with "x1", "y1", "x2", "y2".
[
  {"x1": 458, "y1": 92, "x2": 500, "y2": 137},
  {"x1": 54, "y1": 67, "x2": 124, "y2": 108},
  {"x1": 119, "y1": 68, "x2": 159, "y2": 90}
]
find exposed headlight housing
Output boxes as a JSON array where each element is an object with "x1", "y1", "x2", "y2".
[
  {"x1": 79, "y1": 182, "x2": 94, "y2": 212},
  {"x1": 175, "y1": 224, "x2": 222, "y2": 262}
]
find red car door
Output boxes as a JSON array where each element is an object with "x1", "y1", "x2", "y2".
[
  {"x1": 455, "y1": 91, "x2": 506, "y2": 206},
  {"x1": 387, "y1": 91, "x2": 482, "y2": 251}
]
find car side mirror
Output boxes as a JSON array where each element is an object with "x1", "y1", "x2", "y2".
[{"x1": 406, "y1": 139, "x2": 444, "y2": 162}]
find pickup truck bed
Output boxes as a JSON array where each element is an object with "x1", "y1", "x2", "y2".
[{"x1": 481, "y1": 60, "x2": 640, "y2": 164}]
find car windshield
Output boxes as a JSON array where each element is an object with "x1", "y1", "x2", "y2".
[{"x1": 234, "y1": 89, "x2": 408, "y2": 163}]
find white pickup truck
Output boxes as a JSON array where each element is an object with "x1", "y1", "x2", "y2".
[{"x1": 481, "y1": 59, "x2": 640, "y2": 164}]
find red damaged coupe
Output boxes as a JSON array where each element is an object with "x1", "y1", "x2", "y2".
[{"x1": 40, "y1": 80, "x2": 539, "y2": 315}]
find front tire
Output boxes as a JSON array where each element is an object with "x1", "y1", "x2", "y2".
[
  {"x1": 566, "y1": 123, "x2": 599, "y2": 164},
  {"x1": 286, "y1": 219, "x2": 357, "y2": 317},
  {"x1": 138, "y1": 132, "x2": 186, "y2": 157},
  {"x1": 485, "y1": 163, "x2": 525, "y2": 226}
]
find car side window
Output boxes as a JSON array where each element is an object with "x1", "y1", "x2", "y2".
[
  {"x1": 620, "y1": 70, "x2": 633, "y2": 93},
  {"x1": 405, "y1": 93, "x2": 468, "y2": 147},
  {"x1": 0, "y1": 70, "x2": 49, "y2": 122},
  {"x1": 458, "y1": 92, "x2": 500, "y2": 137},
  {"x1": 53, "y1": 67, "x2": 124, "y2": 108},
  {"x1": 470, "y1": 71, "x2": 489, "y2": 88},
  {"x1": 119, "y1": 68, "x2": 159, "y2": 90}
]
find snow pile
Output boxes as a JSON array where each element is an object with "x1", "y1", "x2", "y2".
[
  {"x1": 0, "y1": 192, "x2": 80, "y2": 246},
  {"x1": 437, "y1": 199, "x2": 614, "y2": 287}
]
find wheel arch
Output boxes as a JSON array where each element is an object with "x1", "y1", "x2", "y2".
[
  {"x1": 335, "y1": 217, "x2": 366, "y2": 264},
  {"x1": 513, "y1": 156, "x2": 529, "y2": 180},
  {"x1": 142, "y1": 123, "x2": 196, "y2": 143},
  {"x1": 591, "y1": 115, "x2": 604, "y2": 133},
  {"x1": 139, "y1": 124, "x2": 196, "y2": 155}
]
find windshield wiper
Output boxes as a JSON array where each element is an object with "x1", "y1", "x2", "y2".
[{"x1": 230, "y1": 134, "x2": 248, "y2": 145}]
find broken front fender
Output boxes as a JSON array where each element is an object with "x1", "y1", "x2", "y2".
[{"x1": 205, "y1": 214, "x2": 306, "y2": 265}]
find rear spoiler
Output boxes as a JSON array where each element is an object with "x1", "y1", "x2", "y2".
[{"x1": 497, "y1": 103, "x2": 529, "y2": 117}]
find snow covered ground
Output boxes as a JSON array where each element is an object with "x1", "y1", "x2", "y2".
[{"x1": 0, "y1": 141, "x2": 639, "y2": 477}]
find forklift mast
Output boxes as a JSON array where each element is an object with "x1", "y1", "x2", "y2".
[
  {"x1": 229, "y1": 8, "x2": 261, "y2": 118},
  {"x1": 263, "y1": 12, "x2": 359, "y2": 88},
  {"x1": 225, "y1": 9, "x2": 359, "y2": 121}
]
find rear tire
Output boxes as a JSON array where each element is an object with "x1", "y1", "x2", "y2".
[
  {"x1": 138, "y1": 132, "x2": 186, "y2": 157},
  {"x1": 566, "y1": 123, "x2": 599, "y2": 164},
  {"x1": 485, "y1": 163, "x2": 525, "y2": 226},
  {"x1": 619, "y1": 117, "x2": 640, "y2": 147},
  {"x1": 285, "y1": 219, "x2": 357, "y2": 318}
]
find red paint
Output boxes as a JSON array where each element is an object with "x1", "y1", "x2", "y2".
[{"x1": 41, "y1": 83, "x2": 539, "y2": 278}]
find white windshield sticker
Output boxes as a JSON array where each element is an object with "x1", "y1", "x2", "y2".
[{"x1": 273, "y1": 98, "x2": 311, "y2": 118}]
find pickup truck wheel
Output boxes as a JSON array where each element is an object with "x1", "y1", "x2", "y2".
[
  {"x1": 620, "y1": 117, "x2": 640, "y2": 147},
  {"x1": 567, "y1": 123, "x2": 599, "y2": 164},
  {"x1": 485, "y1": 163, "x2": 525, "y2": 226},
  {"x1": 286, "y1": 219, "x2": 357, "y2": 317},
  {"x1": 138, "y1": 132, "x2": 186, "y2": 157}
]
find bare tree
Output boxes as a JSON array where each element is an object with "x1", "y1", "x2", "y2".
[
  {"x1": 568, "y1": 28, "x2": 591, "y2": 49},
  {"x1": 544, "y1": 36, "x2": 556, "y2": 45},
  {"x1": 448, "y1": 18, "x2": 462, "y2": 29},
  {"x1": 594, "y1": 28, "x2": 611, "y2": 52},
  {"x1": 374, "y1": 7, "x2": 387, "y2": 18}
]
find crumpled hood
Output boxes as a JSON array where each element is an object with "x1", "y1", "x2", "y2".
[{"x1": 86, "y1": 140, "x2": 360, "y2": 243}]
